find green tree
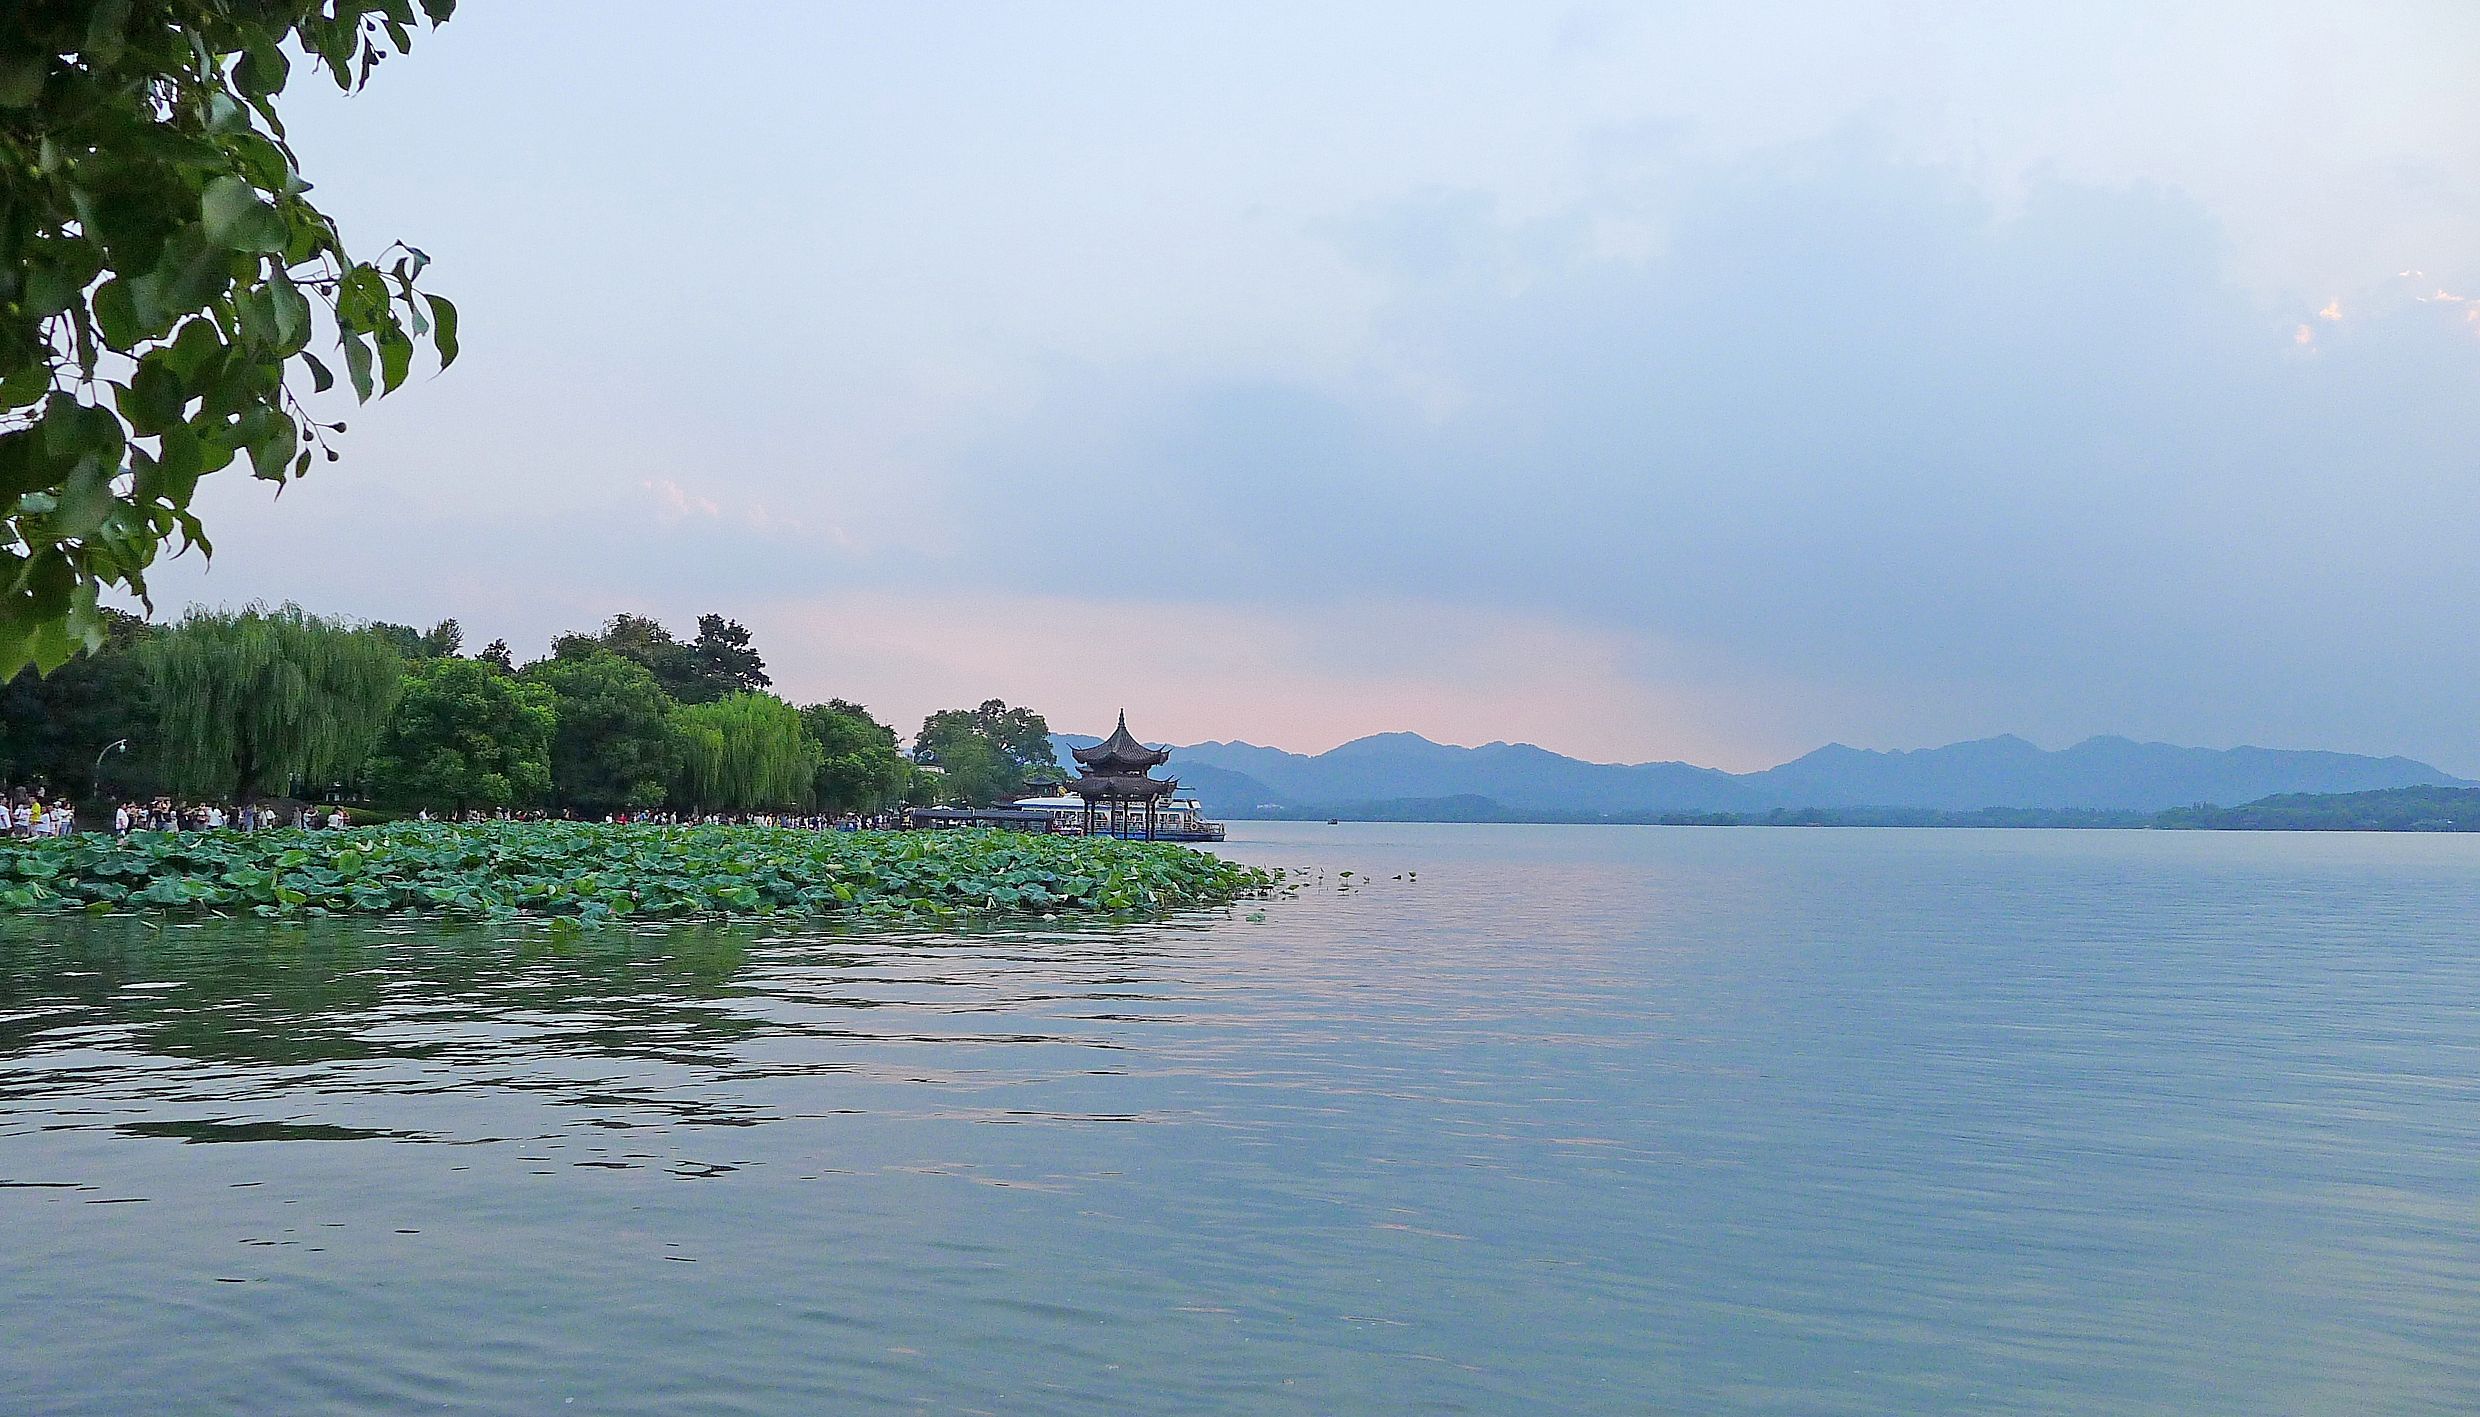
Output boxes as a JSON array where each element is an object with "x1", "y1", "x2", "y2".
[
  {"x1": 369, "y1": 616, "x2": 460, "y2": 660},
  {"x1": 521, "y1": 649, "x2": 675, "y2": 814},
  {"x1": 692, "y1": 613, "x2": 768, "y2": 696},
  {"x1": 668, "y1": 713, "x2": 725, "y2": 812},
  {"x1": 552, "y1": 612, "x2": 753, "y2": 703},
  {"x1": 584, "y1": 612, "x2": 695, "y2": 690},
  {"x1": 914, "y1": 699, "x2": 1055, "y2": 805},
  {"x1": 369, "y1": 656, "x2": 552, "y2": 812},
  {"x1": 140, "y1": 603, "x2": 403, "y2": 801},
  {"x1": 919, "y1": 733, "x2": 1009, "y2": 806},
  {"x1": 1, "y1": 1, "x2": 459, "y2": 674},
  {"x1": 800, "y1": 698, "x2": 908, "y2": 814},
  {"x1": 0, "y1": 604, "x2": 156, "y2": 796},
  {"x1": 900, "y1": 761, "x2": 945, "y2": 808},
  {"x1": 668, "y1": 692, "x2": 819, "y2": 813}
]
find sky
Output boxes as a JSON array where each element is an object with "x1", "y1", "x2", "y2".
[{"x1": 136, "y1": 2, "x2": 2480, "y2": 772}]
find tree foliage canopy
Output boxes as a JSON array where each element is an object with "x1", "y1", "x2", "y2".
[
  {"x1": 0, "y1": 602, "x2": 150, "y2": 793},
  {"x1": 370, "y1": 654, "x2": 553, "y2": 810},
  {"x1": 369, "y1": 616, "x2": 460, "y2": 660},
  {"x1": 138, "y1": 602, "x2": 402, "y2": 800},
  {"x1": 802, "y1": 698, "x2": 910, "y2": 814},
  {"x1": 1, "y1": 0, "x2": 457, "y2": 675},
  {"x1": 915, "y1": 699, "x2": 1055, "y2": 806},
  {"x1": 669, "y1": 691, "x2": 820, "y2": 812},
  {"x1": 521, "y1": 648, "x2": 675, "y2": 814},
  {"x1": 692, "y1": 612, "x2": 768, "y2": 697},
  {"x1": 551, "y1": 611, "x2": 765, "y2": 705},
  {"x1": 11, "y1": 597, "x2": 1060, "y2": 826}
]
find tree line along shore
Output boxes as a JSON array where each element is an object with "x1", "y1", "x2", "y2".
[{"x1": 1, "y1": 604, "x2": 1070, "y2": 824}]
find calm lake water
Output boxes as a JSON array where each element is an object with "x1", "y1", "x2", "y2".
[{"x1": 5, "y1": 823, "x2": 2480, "y2": 1414}]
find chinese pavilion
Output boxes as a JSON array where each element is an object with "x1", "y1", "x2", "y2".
[{"x1": 1067, "y1": 713, "x2": 1178, "y2": 840}]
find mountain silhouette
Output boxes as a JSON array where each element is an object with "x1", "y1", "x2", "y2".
[{"x1": 1052, "y1": 730, "x2": 2466, "y2": 818}]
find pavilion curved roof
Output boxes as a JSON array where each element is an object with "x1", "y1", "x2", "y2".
[{"x1": 1071, "y1": 712, "x2": 1171, "y2": 771}]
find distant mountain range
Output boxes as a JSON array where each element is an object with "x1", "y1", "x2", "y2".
[{"x1": 1049, "y1": 731, "x2": 2470, "y2": 820}]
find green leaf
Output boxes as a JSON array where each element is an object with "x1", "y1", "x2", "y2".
[
  {"x1": 235, "y1": 43, "x2": 290, "y2": 101},
  {"x1": 337, "y1": 265, "x2": 390, "y2": 329},
  {"x1": 46, "y1": 461, "x2": 118, "y2": 542},
  {"x1": 144, "y1": 422, "x2": 205, "y2": 507},
  {"x1": 340, "y1": 334, "x2": 375, "y2": 402},
  {"x1": 92, "y1": 279, "x2": 140, "y2": 350},
  {"x1": 377, "y1": 325, "x2": 413, "y2": 393},
  {"x1": 247, "y1": 409, "x2": 298, "y2": 482},
  {"x1": 426, "y1": 294, "x2": 459, "y2": 367},
  {"x1": 151, "y1": 234, "x2": 233, "y2": 315},
  {"x1": 83, "y1": 0, "x2": 134, "y2": 64},
  {"x1": 200, "y1": 177, "x2": 286, "y2": 254},
  {"x1": 117, "y1": 362, "x2": 183, "y2": 435},
  {"x1": 23, "y1": 265, "x2": 78, "y2": 319},
  {"x1": 0, "y1": 56, "x2": 44, "y2": 108},
  {"x1": 268, "y1": 277, "x2": 312, "y2": 350},
  {"x1": 164, "y1": 313, "x2": 227, "y2": 381},
  {"x1": 40, "y1": 395, "x2": 124, "y2": 464}
]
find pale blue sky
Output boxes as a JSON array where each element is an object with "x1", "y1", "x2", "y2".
[{"x1": 141, "y1": 2, "x2": 2480, "y2": 771}]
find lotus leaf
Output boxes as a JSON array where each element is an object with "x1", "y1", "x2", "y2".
[{"x1": 0, "y1": 822, "x2": 1277, "y2": 925}]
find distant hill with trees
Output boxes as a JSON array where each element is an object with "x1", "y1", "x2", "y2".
[
  {"x1": 1053, "y1": 730, "x2": 2471, "y2": 824},
  {"x1": 2153, "y1": 786, "x2": 2480, "y2": 832}
]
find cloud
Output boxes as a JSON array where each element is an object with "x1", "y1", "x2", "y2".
[
  {"x1": 929, "y1": 139, "x2": 2480, "y2": 769},
  {"x1": 644, "y1": 478, "x2": 721, "y2": 521},
  {"x1": 122, "y1": 7, "x2": 2480, "y2": 773},
  {"x1": 745, "y1": 590, "x2": 1790, "y2": 765}
]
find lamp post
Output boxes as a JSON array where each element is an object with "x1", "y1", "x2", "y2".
[{"x1": 92, "y1": 738, "x2": 129, "y2": 784}]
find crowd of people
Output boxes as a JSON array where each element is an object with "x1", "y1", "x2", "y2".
[
  {"x1": 596, "y1": 810, "x2": 886, "y2": 830},
  {"x1": 5, "y1": 791, "x2": 358, "y2": 838},
  {"x1": 417, "y1": 807, "x2": 882, "y2": 830},
  {"x1": 5, "y1": 789, "x2": 894, "y2": 838},
  {"x1": 5, "y1": 794, "x2": 78, "y2": 838}
]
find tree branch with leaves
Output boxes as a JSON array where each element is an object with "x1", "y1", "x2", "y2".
[{"x1": 1, "y1": 0, "x2": 458, "y2": 675}]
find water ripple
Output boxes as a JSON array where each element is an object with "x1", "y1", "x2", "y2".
[{"x1": 3, "y1": 824, "x2": 2479, "y2": 1413}]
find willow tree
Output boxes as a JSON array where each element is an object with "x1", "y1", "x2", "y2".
[
  {"x1": 668, "y1": 692, "x2": 820, "y2": 814},
  {"x1": 1, "y1": 2, "x2": 458, "y2": 675},
  {"x1": 141, "y1": 603, "x2": 403, "y2": 801}
]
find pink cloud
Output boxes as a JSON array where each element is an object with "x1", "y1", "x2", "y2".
[{"x1": 743, "y1": 590, "x2": 1802, "y2": 768}]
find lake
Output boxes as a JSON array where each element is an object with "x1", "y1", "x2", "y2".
[{"x1": 5, "y1": 823, "x2": 2479, "y2": 1414}]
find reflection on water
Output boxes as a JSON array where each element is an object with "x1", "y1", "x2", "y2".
[{"x1": 4, "y1": 824, "x2": 2480, "y2": 1415}]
